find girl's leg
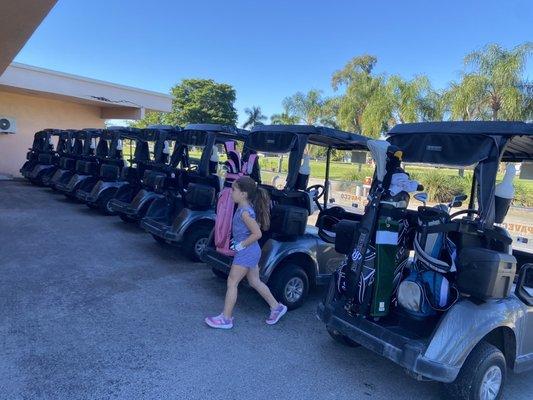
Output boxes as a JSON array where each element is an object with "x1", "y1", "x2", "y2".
[
  {"x1": 222, "y1": 265, "x2": 248, "y2": 319},
  {"x1": 246, "y1": 267, "x2": 279, "y2": 309}
]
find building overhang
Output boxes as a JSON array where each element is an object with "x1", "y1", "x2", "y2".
[
  {"x1": 0, "y1": 0, "x2": 58, "y2": 75},
  {"x1": 0, "y1": 63, "x2": 172, "y2": 119}
]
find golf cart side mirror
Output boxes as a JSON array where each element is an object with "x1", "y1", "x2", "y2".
[
  {"x1": 414, "y1": 192, "x2": 428, "y2": 205},
  {"x1": 515, "y1": 264, "x2": 533, "y2": 307}
]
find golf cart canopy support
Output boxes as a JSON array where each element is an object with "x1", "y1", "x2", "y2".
[{"x1": 387, "y1": 121, "x2": 533, "y2": 226}]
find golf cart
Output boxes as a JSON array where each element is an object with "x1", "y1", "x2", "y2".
[
  {"x1": 317, "y1": 121, "x2": 533, "y2": 400},
  {"x1": 47, "y1": 130, "x2": 85, "y2": 190},
  {"x1": 20, "y1": 129, "x2": 55, "y2": 180},
  {"x1": 201, "y1": 124, "x2": 370, "y2": 309},
  {"x1": 108, "y1": 125, "x2": 183, "y2": 223},
  {"x1": 75, "y1": 126, "x2": 136, "y2": 213},
  {"x1": 55, "y1": 129, "x2": 104, "y2": 199},
  {"x1": 23, "y1": 129, "x2": 70, "y2": 185},
  {"x1": 141, "y1": 124, "x2": 255, "y2": 261}
]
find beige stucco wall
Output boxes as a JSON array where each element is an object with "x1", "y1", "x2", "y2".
[{"x1": 0, "y1": 90, "x2": 104, "y2": 177}]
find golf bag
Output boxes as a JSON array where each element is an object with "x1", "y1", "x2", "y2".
[{"x1": 214, "y1": 152, "x2": 260, "y2": 256}]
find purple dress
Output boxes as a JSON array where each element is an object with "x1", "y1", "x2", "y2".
[{"x1": 232, "y1": 206, "x2": 261, "y2": 268}]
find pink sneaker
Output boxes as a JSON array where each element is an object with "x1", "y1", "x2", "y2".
[
  {"x1": 266, "y1": 304, "x2": 288, "y2": 325},
  {"x1": 205, "y1": 313, "x2": 234, "y2": 329}
]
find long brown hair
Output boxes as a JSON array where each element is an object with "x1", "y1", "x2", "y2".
[{"x1": 234, "y1": 176, "x2": 270, "y2": 230}]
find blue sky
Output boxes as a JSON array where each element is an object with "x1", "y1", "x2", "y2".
[{"x1": 15, "y1": 0, "x2": 532, "y2": 125}]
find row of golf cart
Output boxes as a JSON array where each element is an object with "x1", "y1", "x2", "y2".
[{"x1": 20, "y1": 121, "x2": 533, "y2": 400}]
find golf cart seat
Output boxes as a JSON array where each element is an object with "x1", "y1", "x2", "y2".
[
  {"x1": 99, "y1": 160, "x2": 125, "y2": 182},
  {"x1": 182, "y1": 173, "x2": 221, "y2": 211},
  {"x1": 316, "y1": 207, "x2": 363, "y2": 244},
  {"x1": 262, "y1": 186, "x2": 312, "y2": 240},
  {"x1": 37, "y1": 153, "x2": 53, "y2": 165}
]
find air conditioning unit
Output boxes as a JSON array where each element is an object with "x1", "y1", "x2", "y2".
[{"x1": 0, "y1": 117, "x2": 16, "y2": 134}]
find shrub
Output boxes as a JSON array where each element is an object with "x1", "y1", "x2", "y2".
[{"x1": 409, "y1": 169, "x2": 472, "y2": 203}]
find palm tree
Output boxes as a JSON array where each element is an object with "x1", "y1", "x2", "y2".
[
  {"x1": 282, "y1": 90, "x2": 325, "y2": 125},
  {"x1": 449, "y1": 43, "x2": 532, "y2": 120},
  {"x1": 242, "y1": 106, "x2": 267, "y2": 129},
  {"x1": 270, "y1": 104, "x2": 300, "y2": 125}
]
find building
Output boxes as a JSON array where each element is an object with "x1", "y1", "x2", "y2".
[{"x1": 0, "y1": 1, "x2": 171, "y2": 177}]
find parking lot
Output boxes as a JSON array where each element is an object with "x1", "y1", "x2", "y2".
[{"x1": 1, "y1": 180, "x2": 531, "y2": 400}]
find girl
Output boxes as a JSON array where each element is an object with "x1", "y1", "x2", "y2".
[{"x1": 205, "y1": 176, "x2": 287, "y2": 329}]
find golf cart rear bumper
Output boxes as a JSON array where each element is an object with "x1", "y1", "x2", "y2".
[
  {"x1": 29, "y1": 164, "x2": 54, "y2": 180},
  {"x1": 108, "y1": 200, "x2": 139, "y2": 217},
  {"x1": 56, "y1": 174, "x2": 88, "y2": 194},
  {"x1": 201, "y1": 246, "x2": 233, "y2": 274},
  {"x1": 317, "y1": 300, "x2": 459, "y2": 383},
  {"x1": 76, "y1": 190, "x2": 96, "y2": 203},
  {"x1": 141, "y1": 218, "x2": 178, "y2": 241}
]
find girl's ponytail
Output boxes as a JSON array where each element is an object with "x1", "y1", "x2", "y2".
[
  {"x1": 253, "y1": 187, "x2": 270, "y2": 231},
  {"x1": 234, "y1": 176, "x2": 271, "y2": 231}
]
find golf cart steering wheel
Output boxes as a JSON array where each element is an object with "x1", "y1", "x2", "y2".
[
  {"x1": 450, "y1": 209, "x2": 480, "y2": 219},
  {"x1": 306, "y1": 184, "x2": 325, "y2": 201}
]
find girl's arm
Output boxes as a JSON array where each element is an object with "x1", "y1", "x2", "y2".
[{"x1": 239, "y1": 211, "x2": 262, "y2": 248}]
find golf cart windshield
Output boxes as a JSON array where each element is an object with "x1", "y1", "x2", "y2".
[
  {"x1": 387, "y1": 122, "x2": 533, "y2": 228},
  {"x1": 248, "y1": 125, "x2": 369, "y2": 200}
]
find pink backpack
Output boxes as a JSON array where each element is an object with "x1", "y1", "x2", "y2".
[{"x1": 214, "y1": 153, "x2": 259, "y2": 256}]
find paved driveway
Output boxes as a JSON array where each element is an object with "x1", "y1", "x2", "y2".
[{"x1": 1, "y1": 180, "x2": 531, "y2": 400}]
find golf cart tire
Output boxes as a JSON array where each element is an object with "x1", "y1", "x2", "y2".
[
  {"x1": 443, "y1": 341, "x2": 506, "y2": 400},
  {"x1": 97, "y1": 191, "x2": 117, "y2": 216},
  {"x1": 182, "y1": 225, "x2": 212, "y2": 262},
  {"x1": 119, "y1": 214, "x2": 137, "y2": 223},
  {"x1": 87, "y1": 202, "x2": 99, "y2": 210},
  {"x1": 269, "y1": 264, "x2": 309, "y2": 310},
  {"x1": 211, "y1": 267, "x2": 228, "y2": 280},
  {"x1": 327, "y1": 327, "x2": 360, "y2": 347}
]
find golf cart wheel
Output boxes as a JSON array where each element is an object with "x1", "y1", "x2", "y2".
[
  {"x1": 327, "y1": 327, "x2": 360, "y2": 347},
  {"x1": 269, "y1": 264, "x2": 309, "y2": 310},
  {"x1": 211, "y1": 267, "x2": 228, "y2": 280},
  {"x1": 182, "y1": 225, "x2": 212, "y2": 262},
  {"x1": 119, "y1": 214, "x2": 137, "y2": 223},
  {"x1": 97, "y1": 192, "x2": 117, "y2": 216},
  {"x1": 443, "y1": 341, "x2": 506, "y2": 400}
]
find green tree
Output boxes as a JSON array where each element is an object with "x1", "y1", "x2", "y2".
[
  {"x1": 333, "y1": 55, "x2": 443, "y2": 137},
  {"x1": 332, "y1": 55, "x2": 387, "y2": 137},
  {"x1": 242, "y1": 106, "x2": 267, "y2": 129},
  {"x1": 129, "y1": 111, "x2": 169, "y2": 128},
  {"x1": 448, "y1": 42, "x2": 532, "y2": 121},
  {"x1": 270, "y1": 111, "x2": 300, "y2": 125},
  {"x1": 131, "y1": 78, "x2": 237, "y2": 128}
]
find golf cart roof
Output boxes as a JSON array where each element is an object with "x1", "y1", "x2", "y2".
[
  {"x1": 388, "y1": 121, "x2": 533, "y2": 226},
  {"x1": 388, "y1": 121, "x2": 533, "y2": 163},
  {"x1": 250, "y1": 124, "x2": 368, "y2": 151},
  {"x1": 182, "y1": 124, "x2": 249, "y2": 146},
  {"x1": 104, "y1": 126, "x2": 144, "y2": 141},
  {"x1": 80, "y1": 128, "x2": 103, "y2": 139}
]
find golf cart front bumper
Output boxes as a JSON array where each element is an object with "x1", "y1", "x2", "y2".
[
  {"x1": 317, "y1": 283, "x2": 459, "y2": 383},
  {"x1": 141, "y1": 218, "x2": 178, "y2": 241},
  {"x1": 201, "y1": 246, "x2": 233, "y2": 274}
]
